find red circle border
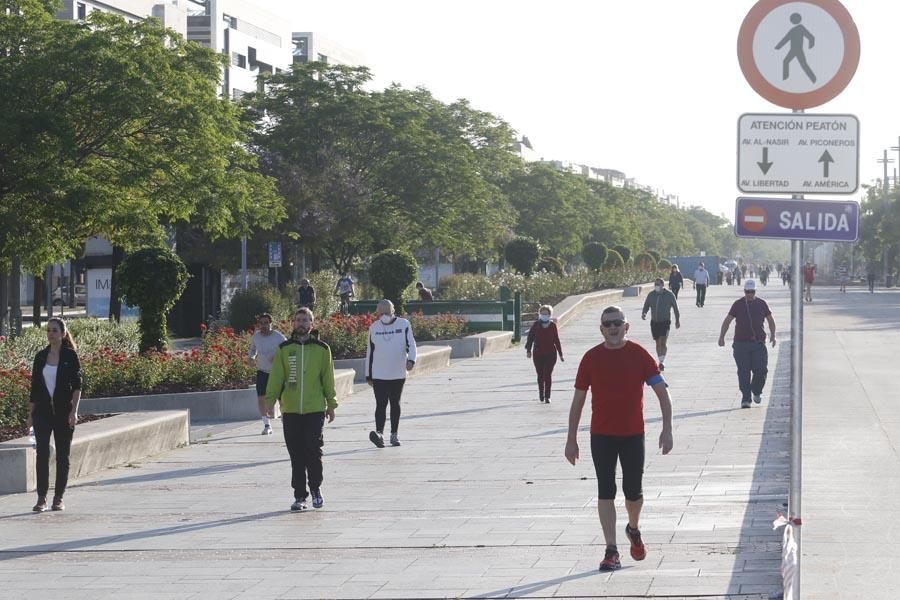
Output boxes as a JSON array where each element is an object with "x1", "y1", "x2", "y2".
[{"x1": 737, "y1": 0, "x2": 860, "y2": 109}]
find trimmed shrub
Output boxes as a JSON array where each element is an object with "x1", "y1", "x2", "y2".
[
  {"x1": 117, "y1": 247, "x2": 188, "y2": 352},
  {"x1": 612, "y1": 244, "x2": 632, "y2": 263},
  {"x1": 537, "y1": 256, "x2": 565, "y2": 275},
  {"x1": 646, "y1": 250, "x2": 661, "y2": 263},
  {"x1": 658, "y1": 258, "x2": 673, "y2": 270},
  {"x1": 227, "y1": 286, "x2": 294, "y2": 333},
  {"x1": 603, "y1": 249, "x2": 625, "y2": 271},
  {"x1": 369, "y1": 249, "x2": 419, "y2": 312},
  {"x1": 582, "y1": 242, "x2": 608, "y2": 271},
  {"x1": 634, "y1": 252, "x2": 657, "y2": 270},
  {"x1": 505, "y1": 236, "x2": 541, "y2": 275}
]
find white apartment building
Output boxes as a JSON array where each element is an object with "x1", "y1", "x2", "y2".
[
  {"x1": 186, "y1": 0, "x2": 293, "y2": 99},
  {"x1": 56, "y1": 0, "x2": 188, "y2": 36},
  {"x1": 291, "y1": 31, "x2": 364, "y2": 67}
]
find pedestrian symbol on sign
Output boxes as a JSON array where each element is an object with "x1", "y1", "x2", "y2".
[{"x1": 776, "y1": 13, "x2": 816, "y2": 83}]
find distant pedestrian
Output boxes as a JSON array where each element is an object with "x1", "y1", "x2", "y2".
[
  {"x1": 29, "y1": 317, "x2": 82, "y2": 512},
  {"x1": 838, "y1": 262, "x2": 849, "y2": 293},
  {"x1": 365, "y1": 299, "x2": 417, "y2": 448},
  {"x1": 248, "y1": 313, "x2": 287, "y2": 435},
  {"x1": 334, "y1": 272, "x2": 355, "y2": 315},
  {"x1": 295, "y1": 278, "x2": 316, "y2": 312},
  {"x1": 668, "y1": 265, "x2": 684, "y2": 298},
  {"x1": 266, "y1": 308, "x2": 337, "y2": 511},
  {"x1": 525, "y1": 304, "x2": 564, "y2": 403},
  {"x1": 718, "y1": 280, "x2": 777, "y2": 409},
  {"x1": 415, "y1": 281, "x2": 434, "y2": 302},
  {"x1": 692, "y1": 262, "x2": 710, "y2": 307},
  {"x1": 565, "y1": 306, "x2": 673, "y2": 571},
  {"x1": 867, "y1": 262, "x2": 877, "y2": 293},
  {"x1": 641, "y1": 278, "x2": 681, "y2": 372},
  {"x1": 759, "y1": 266, "x2": 769, "y2": 286},
  {"x1": 803, "y1": 261, "x2": 816, "y2": 302},
  {"x1": 733, "y1": 266, "x2": 742, "y2": 286}
]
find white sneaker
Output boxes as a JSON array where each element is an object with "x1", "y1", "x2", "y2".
[
  {"x1": 390, "y1": 433, "x2": 401, "y2": 447},
  {"x1": 290, "y1": 499, "x2": 307, "y2": 511},
  {"x1": 753, "y1": 394, "x2": 762, "y2": 404},
  {"x1": 262, "y1": 424, "x2": 273, "y2": 435}
]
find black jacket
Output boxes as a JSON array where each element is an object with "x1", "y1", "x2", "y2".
[
  {"x1": 296, "y1": 285, "x2": 316, "y2": 307},
  {"x1": 30, "y1": 346, "x2": 82, "y2": 417}
]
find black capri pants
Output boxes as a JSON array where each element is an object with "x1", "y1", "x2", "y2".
[{"x1": 590, "y1": 433, "x2": 645, "y2": 502}]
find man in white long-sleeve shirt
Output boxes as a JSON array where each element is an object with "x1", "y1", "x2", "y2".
[
  {"x1": 248, "y1": 313, "x2": 287, "y2": 435},
  {"x1": 365, "y1": 299, "x2": 417, "y2": 448},
  {"x1": 692, "y1": 262, "x2": 711, "y2": 308}
]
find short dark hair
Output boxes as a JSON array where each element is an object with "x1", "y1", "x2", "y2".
[
  {"x1": 255, "y1": 313, "x2": 273, "y2": 322},
  {"x1": 294, "y1": 307, "x2": 314, "y2": 320},
  {"x1": 602, "y1": 305, "x2": 625, "y2": 319}
]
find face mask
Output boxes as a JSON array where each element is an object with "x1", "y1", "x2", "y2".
[
  {"x1": 539, "y1": 314, "x2": 550, "y2": 323},
  {"x1": 380, "y1": 315, "x2": 393, "y2": 324},
  {"x1": 655, "y1": 285, "x2": 663, "y2": 292}
]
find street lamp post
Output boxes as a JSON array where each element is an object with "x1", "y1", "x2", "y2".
[{"x1": 877, "y1": 150, "x2": 894, "y2": 286}]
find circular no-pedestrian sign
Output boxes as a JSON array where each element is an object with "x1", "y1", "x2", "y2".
[
  {"x1": 738, "y1": 0, "x2": 860, "y2": 109},
  {"x1": 741, "y1": 205, "x2": 768, "y2": 233}
]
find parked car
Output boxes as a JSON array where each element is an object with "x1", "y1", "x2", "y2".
[{"x1": 51, "y1": 285, "x2": 87, "y2": 306}]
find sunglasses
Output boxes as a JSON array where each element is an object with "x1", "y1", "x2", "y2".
[
  {"x1": 744, "y1": 290, "x2": 756, "y2": 294},
  {"x1": 601, "y1": 319, "x2": 626, "y2": 328}
]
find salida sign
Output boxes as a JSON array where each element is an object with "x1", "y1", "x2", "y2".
[{"x1": 735, "y1": 196, "x2": 858, "y2": 242}]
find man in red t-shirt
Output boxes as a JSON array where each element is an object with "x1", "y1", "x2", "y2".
[
  {"x1": 565, "y1": 306, "x2": 673, "y2": 572},
  {"x1": 803, "y1": 261, "x2": 816, "y2": 302}
]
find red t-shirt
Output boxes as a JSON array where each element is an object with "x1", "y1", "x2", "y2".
[
  {"x1": 803, "y1": 265, "x2": 816, "y2": 284},
  {"x1": 575, "y1": 340, "x2": 661, "y2": 436}
]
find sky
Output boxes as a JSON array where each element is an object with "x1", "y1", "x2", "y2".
[{"x1": 271, "y1": 0, "x2": 900, "y2": 223}]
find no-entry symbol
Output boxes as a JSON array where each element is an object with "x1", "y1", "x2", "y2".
[{"x1": 741, "y1": 205, "x2": 768, "y2": 232}]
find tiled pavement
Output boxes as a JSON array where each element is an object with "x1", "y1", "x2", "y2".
[{"x1": 0, "y1": 283, "x2": 795, "y2": 599}]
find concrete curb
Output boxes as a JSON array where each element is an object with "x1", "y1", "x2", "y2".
[
  {"x1": 79, "y1": 369, "x2": 356, "y2": 421},
  {"x1": 553, "y1": 282, "x2": 655, "y2": 328},
  {"x1": 335, "y1": 345, "x2": 452, "y2": 383},
  {"x1": 419, "y1": 331, "x2": 514, "y2": 358},
  {"x1": 0, "y1": 410, "x2": 189, "y2": 494}
]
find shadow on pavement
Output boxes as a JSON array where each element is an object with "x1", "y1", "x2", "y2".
[
  {"x1": 76, "y1": 459, "x2": 285, "y2": 487},
  {"x1": 466, "y1": 568, "x2": 603, "y2": 598},
  {"x1": 727, "y1": 337, "x2": 791, "y2": 597},
  {"x1": 0, "y1": 511, "x2": 284, "y2": 559}
]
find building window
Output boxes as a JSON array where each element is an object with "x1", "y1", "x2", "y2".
[
  {"x1": 231, "y1": 52, "x2": 246, "y2": 69},
  {"x1": 77, "y1": 2, "x2": 87, "y2": 19}
]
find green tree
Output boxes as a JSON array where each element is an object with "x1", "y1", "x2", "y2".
[
  {"x1": 582, "y1": 242, "x2": 608, "y2": 271},
  {"x1": 0, "y1": 5, "x2": 281, "y2": 275},
  {"x1": 369, "y1": 249, "x2": 418, "y2": 313},
  {"x1": 117, "y1": 247, "x2": 188, "y2": 352},
  {"x1": 505, "y1": 237, "x2": 541, "y2": 275}
]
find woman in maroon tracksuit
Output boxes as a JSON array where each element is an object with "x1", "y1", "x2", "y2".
[{"x1": 525, "y1": 304, "x2": 564, "y2": 403}]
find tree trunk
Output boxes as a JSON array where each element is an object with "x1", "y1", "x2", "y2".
[
  {"x1": 0, "y1": 268, "x2": 8, "y2": 337},
  {"x1": 108, "y1": 245, "x2": 124, "y2": 322},
  {"x1": 10, "y1": 256, "x2": 22, "y2": 336},
  {"x1": 32, "y1": 275, "x2": 43, "y2": 327}
]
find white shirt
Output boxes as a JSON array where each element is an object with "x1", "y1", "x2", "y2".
[
  {"x1": 248, "y1": 330, "x2": 287, "y2": 373},
  {"x1": 365, "y1": 317, "x2": 417, "y2": 380},
  {"x1": 693, "y1": 268, "x2": 710, "y2": 285},
  {"x1": 43, "y1": 363, "x2": 58, "y2": 398}
]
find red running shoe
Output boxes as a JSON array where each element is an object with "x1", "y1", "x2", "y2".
[
  {"x1": 625, "y1": 524, "x2": 646, "y2": 561},
  {"x1": 598, "y1": 548, "x2": 621, "y2": 571}
]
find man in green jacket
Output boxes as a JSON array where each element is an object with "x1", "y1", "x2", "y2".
[
  {"x1": 641, "y1": 278, "x2": 681, "y2": 371},
  {"x1": 266, "y1": 307, "x2": 337, "y2": 511}
]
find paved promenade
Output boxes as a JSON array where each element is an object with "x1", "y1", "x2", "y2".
[{"x1": 0, "y1": 284, "x2": 794, "y2": 599}]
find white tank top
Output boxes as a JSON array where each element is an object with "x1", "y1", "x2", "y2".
[{"x1": 43, "y1": 363, "x2": 58, "y2": 398}]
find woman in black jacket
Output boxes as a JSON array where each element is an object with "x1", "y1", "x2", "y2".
[
  {"x1": 668, "y1": 265, "x2": 684, "y2": 298},
  {"x1": 29, "y1": 317, "x2": 82, "y2": 512}
]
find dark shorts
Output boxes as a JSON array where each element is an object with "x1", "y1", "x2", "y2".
[
  {"x1": 590, "y1": 433, "x2": 645, "y2": 501},
  {"x1": 650, "y1": 320, "x2": 671, "y2": 340},
  {"x1": 255, "y1": 370, "x2": 269, "y2": 396}
]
